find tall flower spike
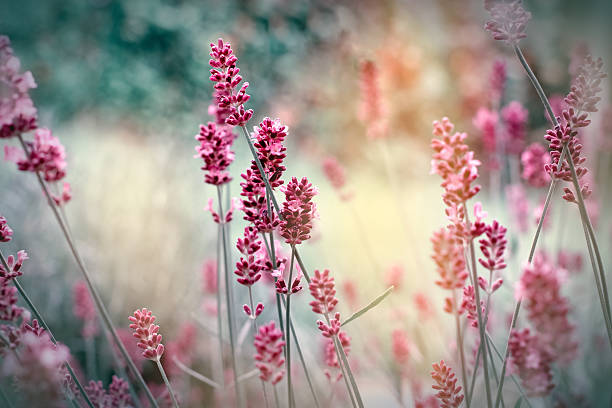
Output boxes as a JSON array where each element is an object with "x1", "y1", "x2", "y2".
[
  {"x1": 0, "y1": 216, "x2": 12, "y2": 242},
  {"x1": 0, "y1": 35, "x2": 38, "y2": 139},
  {"x1": 478, "y1": 220, "x2": 508, "y2": 273},
  {"x1": 253, "y1": 321, "x2": 286, "y2": 385},
  {"x1": 209, "y1": 38, "x2": 253, "y2": 127},
  {"x1": 358, "y1": 60, "x2": 388, "y2": 140},
  {"x1": 194, "y1": 122, "x2": 235, "y2": 185},
  {"x1": 565, "y1": 55, "x2": 606, "y2": 114},
  {"x1": 279, "y1": 177, "x2": 318, "y2": 245},
  {"x1": 460, "y1": 285, "x2": 484, "y2": 328},
  {"x1": 508, "y1": 328, "x2": 554, "y2": 397},
  {"x1": 430, "y1": 360, "x2": 464, "y2": 408},
  {"x1": 489, "y1": 59, "x2": 507, "y2": 106},
  {"x1": 73, "y1": 281, "x2": 99, "y2": 339},
  {"x1": 234, "y1": 226, "x2": 263, "y2": 286},
  {"x1": 484, "y1": 0, "x2": 532, "y2": 45},
  {"x1": 473, "y1": 107, "x2": 498, "y2": 156},
  {"x1": 431, "y1": 228, "x2": 468, "y2": 292},
  {"x1": 521, "y1": 142, "x2": 550, "y2": 188},
  {"x1": 309, "y1": 269, "x2": 339, "y2": 314},
  {"x1": 128, "y1": 308, "x2": 164, "y2": 360},
  {"x1": 502, "y1": 101, "x2": 528, "y2": 155},
  {"x1": 6, "y1": 127, "x2": 67, "y2": 182},
  {"x1": 322, "y1": 331, "x2": 351, "y2": 382}
]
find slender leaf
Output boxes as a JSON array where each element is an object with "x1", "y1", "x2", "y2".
[{"x1": 341, "y1": 286, "x2": 394, "y2": 327}]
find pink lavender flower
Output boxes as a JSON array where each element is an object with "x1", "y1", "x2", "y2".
[
  {"x1": 392, "y1": 329, "x2": 413, "y2": 369},
  {"x1": 0, "y1": 249, "x2": 27, "y2": 279},
  {"x1": 557, "y1": 250, "x2": 583, "y2": 274},
  {"x1": 240, "y1": 169, "x2": 280, "y2": 233},
  {"x1": 164, "y1": 322, "x2": 197, "y2": 377},
  {"x1": 317, "y1": 312, "x2": 341, "y2": 338},
  {"x1": 309, "y1": 269, "x2": 339, "y2": 314},
  {"x1": 251, "y1": 117, "x2": 288, "y2": 188},
  {"x1": 194, "y1": 122, "x2": 235, "y2": 185},
  {"x1": 206, "y1": 197, "x2": 239, "y2": 224},
  {"x1": 322, "y1": 331, "x2": 351, "y2": 382},
  {"x1": 0, "y1": 216, "x2": 12, "y2": 242},
  {"x1": 472, "y1": 107, "x2": 498, "y2": 155},
  {"x1": 478, "y1": 220, "x2": 508, "y2": 273},
  {"x1": 72, "y1": 280, "x2": 99, "y2": 339},
  {"x1": 253, "y1": 321, "x2": 285, "y2": 385},
  {"x1": 431, "y1": 228, "x2": 467, "y2": 293},
  {"x1": 358, "y1": 60, "x2": 388, "y2": 140},
  {"x1": 201, "y1": 259, "x2": 217, "y2": 295},
  {"x1": 279, "y1": 177, "x2": 317, "y2": 245},
  {"x1": 565, "y1": 55, "x2": 606, "y2": 114},
  {"x1": 0, "y1": 36, "x2": 37, "y2": 139},
  {"x1": 414, "y1": 292, "x2": 435, "y2": 320},
  {"x1": 209, "y1": 38, "x2": 253, "y2": 127},
  {"x1": 128, "y1": 308, "x2": 165, "y2": 361},
  {"x1": 460, "y1": 285, "x2": 485, "y2": 328},
  {"x1": 385, "y1": 264, "x2": 404, "y2": 290},
  {"x1": 484, "y1": 0, "x2": 532, "y2": 45},
  {"x1": 430, "y1": 360, "x2": 464, "y2": 408},
  {"x1": 322, "y1": 156, "x2": 352, "y2": 201},
  {"x1": 0, "y1": 275, "x2": 28, "y2": 322},
  {"x1": 489, "y1": 59, "x2": 507, "y2": 106},
  {"x1": 502, "y1": 101, "x2": 528, "y2": 154},
  {"x1": 506, "y1": 184, "x2": 529, "y2": 233},
  {"x1": 521, "y1": 142, "x2": 550, "y2": 187},
  {"x1": 51, "y1": 182, "x2": 72, "y2": 206},
  {"x1": 234, "y1": 226, "x2": 264, "y2": 286},
  {"x1": 85, "y1": 376, "x2": 133, "y2": 408},
  {"x1": 2, "y1": 332, "x2": 69, "y2": 407},
  {"x1": 516, "y1": 253, "x2": 578, "y2": 363},
  {"x1": 507, "y1": 328, "x2": 554, "y2": 397},
  {"x1": 5, "y1": 127, "x2": 67, "y2": 182}
]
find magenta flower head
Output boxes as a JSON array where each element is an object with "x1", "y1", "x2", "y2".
[
  {"x1": 502, "y1": 101, "x2": 528, "y2": 155},
  {"x1": 194, "y1": 122, "x2": 235, "y2": 185},
  {"x1": 0, "y1": 35, "x2": 38, "y2": 139},
  {"x1": 431, "y1": 228, "x2": 467, "y2": 292},
  {"x1": 0, "y1": 216, "x2": 12, "y2": 242},
  {"x1": 85, "y1": 376, "x2": 133, "y2": 408},
  {"x1": 484, "y1": 0, "x2": 532, "y2": 45},
  {"x1": 254, "y1": 321, "x2": 285, "y2": 385},
  {"x1": 489, "y1": 59, "x2": 507, "y2": 105},
  {"x1": 72, "y1": 281, "x2": 99, "y2": 339},
  {"x1": 430, "y1": 360, "x2": 464, "y2": 408},
  {"x1": 478, "y1": 220, "x2": 508, "y2": 273},
  {"x1": 209, "y1": 38, "x2": 253, "y2": 127},
  {"x1": 5, "y1": 127, "x2": 67, "y2": 182},
  {"x1": 508, "y1": 328, "x2": 554, "y2": 397},
  {"x1": 460, "y1": 285, "x2": 484, "y2": 328},
  {"x1": 252, "y1": 117, "x2": 288, "y2": 188},
  {"x1": 279, "y1": 177, "x2": 318, "y2": 245},
  {"x1": 521, "y1": 142, "x2": 550, "y2": 188},
  {"x1": 564, "y1": 55, "x2": 606, "y2": 114},
  {"x1": 128, "y1": 308, "x2": 164, "y2": 361},
  {"x1": 309, "y1": 269, "x2": 338, "y2": 315},
  {"x1": 472, "y1": 107, "x2": 498, "y2": 155},
  {"x1": 234, "y1": 226, "x2": 263, "y2": 286}
]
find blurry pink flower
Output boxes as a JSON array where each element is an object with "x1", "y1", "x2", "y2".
[
  {"x1": 0, "y1": 36, "x2": 38, "y2": 139},
  {"x1": 556, "y1": 250, "x2": 583, "y2": 274},
  {"x1": 3, "y1": 332, "x2": 69, "y2": 407},
  {"x1": 358, "y1": 60, "x2": 388, "y2": 140},
  {"x1": 322, "y1": 331, "x2": 351, "y2": 382},
  {"x1": 565, "y1": 55, "x2": 606, "y2": 114},
  {"x1": 459, "y1": 285, "x2": 485, "y2": 328},
  {"x1": 194, "y1": 122, "x2": 235, "y2": 186},
  {"x1": 51, "y1": 182, "x2": 72, "y2": 206},
  {"x1": 521, "y1": 143, "x2": 549, "y2": 188},
  {"x1": 342, "y1": 280, "x2": 358, "y2": 310},
  {"x1": 209, "y1": 38, "x2": 253, "y2": 127},
  {"x1": 279, "y1": 177, "x2": 317, "y2": 245},
  {"x1": 85, "y1": 376, "x2": 133, "y2": 408},
  {"x1": 72, "y1": 280, "x2": 99, "y2": 339},
  {"x1": 392, "y1": 329, "x2": 413, "y2": 368},
  {"x1": 502, "y1": 101, "x2": 528, "y2": 155},
  {"x1": 385, "y1": 264, "x2": 404, "y2": 290},
  {"x1": 484, "y1": 0, "x2": 532, "y2": 45},
  {"x1": 431, "y1": 228, "x2": 467, "y2": 292},
  {"x1": 489, "y1": 59, "x2": 506, "y2": 106},
  {"x1": 430, "y1": 360, "x2": 464, "y2": 408},
  {"x1": 532, "y1": 199, "x2": 552, "y2": 231},
  {"x1": 309, "y1": 269, "x2": 339, "y2": 314},
  {"x1": 128, "y1": 308, "x2": 165, "y2": 361},
  {"x1": 0, "y1": 216, "x2": 12, "y2": 242},
  {"x1": 254, "y1": 321, "x2": 285, "y2": 385},
  {"x1": 508, "y1": 328, "x2": 554, "y2": 397},
  {"x1": 6, "y1": 127, "x2": 67, "y2": 182},
  {"x1": 0, "y1": 274, "x2": 29, "y2": 322},
  {"x1": 414, "y1": 292, "x2": 435, "y2": 320},
  {"x1": 164, "y1": 322, "x2": 197, "y2": 377},
  {"x1": 322, "y1": 156, "x2": 352, "y2": 201},
  {"x1": 201, "y1": 259, "x2": 217, "y2": 295},
  {"x1": 472, "y1": 107, "x2": 498, "y2": 155},
  {"x1": 506, "y1": 184, "x2": 529, "y2": 233},
  {"x1": 516, "y1": 253, "x2": 578, "y2": 363}
]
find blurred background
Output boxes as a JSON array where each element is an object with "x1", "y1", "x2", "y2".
[{"x1": 1, "y1": 0, "x2": 612, "y2": 406}]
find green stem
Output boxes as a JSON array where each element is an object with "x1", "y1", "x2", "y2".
[
  {"x1": 215, "y1": 221, "x2": 225, "y2": 388},
  {"x1": 156, "y1": 358, "x2": 180, "y2": 408},
  {"x1": 16, "y1": 135, "x2": 158, "y2": 408},
  {"x1": 453, "y1": 289, "x2": 470, "y2": 408},
  {"x1": 216, "y1": 186, "x2": 242, "y2": 407},
  {"x1": 285, "y1": 247, "x2": 296, "y2": 408},
  {"x1": 0, "y1": 251, "x2": 95, "y2": 408}
]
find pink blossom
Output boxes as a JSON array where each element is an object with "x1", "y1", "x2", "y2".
[
  {"x1": 358, "y1": 60, "x2": 388, "y2": 140},
  {"x1": 201, "y1": 259, "x2": 217, "y2": 295},
  {"x1": 194, "y1": 122, "x2": 235, "y2": 185},
  {"x1": 460, "y1": 285, "x2": 484, "y2": 328},
  {"x1": 72, "y1": 280, "x2": 99, "y2": 339},
  {"x1": 431, "y1": 228, "x2": 467, "y2": 293},
  {"x1": 484, "y1": 0, "x2": 532, "y2": 45},
  {"x1": 317, "y1": 312, "x2": 341, "y2": 338},
  {"x1": 472, "y1": 107, "x2": 498, "y2": 155},
  {"x1": 164, "y1": 323, "x2": 197, "y2": 377},
  {"x1": 565, "y1": 55, "x2": 606, "y2": 114},
  {"x1": 556, "y1": 250, "x2": 583, "y2": 274},
  {"x1": 206, "y1": 197, "x2": 240, "y2": 224},
  {"x1": 128, "y1": 308, "x2": 165, "y2": 361},
  {"x1": 322, "y1": 156, "x2": 352, "y2": 200},
  {"x1": 502, "y1": 101, "x2": 528, "y2": 154},
  {"x1": 279, "y1": 177, "x2": 317, "y2": 245},
  {"x1": 234, "y1": 226, "x2": 264, "y2": 286},
  {"x1": 489, "y1": 59, "x2": 507, "y2": 106},
  {"x1": 414, "y1": 292, "x2": 435, "y2": 320},
  {"x1": 322, "y1": 330, "x2": 351, "y2": 382},
  {"x1": 251, "y1": 117, "x2": 288, "y2": 189},
  {"x1": 516, "y1": 253, "x2": 578, "y2": 363},
  {"x1": 6, "y1": 127, "x2": 67, "y2": 182},
  {"x1": 253, "y1": 321, "x2": 285, "y2": 385},
  {"x1": 342, "y1": 280, "x2": 358, "y2": 309},
  {"x1": 85, "y1": 376, "x2": 133, "y2": 407},
  {"x1": 0, "y1": 36, "x2": 38, "y2": 139},
  {"x1": 478, "y1": 220, "x2": 507, "y2": 273},
  {"x1": 521, "y1": 143, "x2": 550, "y2": 188},
  {"x1": 0, "y1": 249, "x2": 27, "y2": 279},
  {"x1": 430, "y1": 360, "x2": 464, "y2": 408},
  {"x1": 508, "y1": 328, "x2": 554, "y2": 397},
  {"x1": 506, "y1": 184, "x2": 529, "y2": 233},
  {"x1": 385, "y1": 264, "x2": 404, "y2": 290},
  {"x1": 309, "y1": 269, "x2": 339, "y2": 314},
  {"x1": 0, "y1": 216, "x2": 12, "y2": 242},
  {"x1": 392, "y1": 329, "x2": 413, "y2": 368},
  {"x1": 51, "y1": 182, "x2": 72, "y2": 206}
]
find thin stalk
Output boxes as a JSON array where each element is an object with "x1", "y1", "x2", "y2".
[
  {"x1": 85, "y1": 336, "x2": 97, "y2": 380},
  {"x1": 247, "y1": 286, "x2": 271, "y2": 407},
  {"x1": 216, "y1": 186, "x2": 242, "y2": 407},
  {"x1": 323, "y1": 307, "x2": 357, "y2": 408},
  {"x1": 0, "y1": 251, "x2": 95, "y2": 408},
  {"x1": 274, "y1": 384, "x2": 280, "y2": 408},
  {"x1": 156, "y1": 358, "x2": 180, "y2": 408},
  {"x1": 334, "y1": 330, "x2": 363, "y2": 408},
  {"x1": 453, "y1": 289, "x2": 470, "y2": 408},
  {"x1": 464, "y1": 204, "x2": 492, "y2": 408},
  {"x1": 494, "y1": 300, "x2": 521, "y2": 408},
  {"x1": 16, "y1": 135, "x2": 158, "y2": 408},
  {"x1": 0, "y1": 387, "x2": 13, "y2": 408},
  {"x1": 215, "y1": 221, "x2": 225, "y2": 388},
  {"x1": 285, "y1": 247, "x2": 296, "y2": 408}
]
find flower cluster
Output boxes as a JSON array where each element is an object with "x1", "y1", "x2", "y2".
[
  {"x1": 0, "y1": 249, "x2": 27, "y2": 279},
  {"x1": 209, "y1": 38, "x2": 253, "y2": 127},
  {"x1": 478, "y1": 220, "x2": 507, "y2": 275},
  {"x1": 508, "y1": 328, "x2": 554, "y2": 397},
  {"x1": 431, "y1": 228, "x2": 467, "y2": 313},
  {"x1": 253, "y1": 321, "x2": 285, "y2": 385},
  {"x1": 322, "y1": 331, "x2": 351, "y2": 382},
  {"x1": 128, "y1": 308, "x2": 165, "y2": 360},
  {"x1": 489, "y1": 59, "x2": 506, "y2": 106},
  {"x1": 521, "y1": 142, "x2": 550, "y2": 187},
  {"x1": 430, "y1": 360, "x2": 464, "y2": 408},
  {"x1": 460, "y1": 284, "x2": 485, "y2": 328},
  {"x1": 72, "y1": 281, "x2": 99, "y2": 339},
  {"x1": 502, "y1": 101, "x2": 528, "y2": 155},
  {"x1": 484, "y1": 0, "x2": 532, "y2": 45},
  {"x1": 358, "y1": 60, "x2": 388, "y2": 140},
  {"x1": 322, "y1": 156, "x2": 352, "y2": 201},
  {"x1": 234, "y1": 226, "x2": 264, "y2": 286},
  {"x1": 0, "y1": 36, "x2": 37, "y2": 139},
  {"x1": 84, "y1": 376, "x2": 133, "y2": 408},
  {"x1": 473, "y1": 107, "x2": 498, "y2": 156},
  {"x1": 164, "y1": 322, "x2": 198, "y2": 376},
  {"x1": 516, "y1": 253, "x2": 578, "y2": 363},
  {"x1": 5, "y1": 127, "x2": 67, "y2": 182},
  {"x1": 391, "y1": 329, "x2": 413, "y2": 370},
  {"x1": 194, "y1": 122, "x2": 235, "y2": 185},
  {"x1": 506, "y1": 184, "x2": 529, "y2": 233},
  {"x1": 0, "y1": 216, "x2": 12, "y2": 242},
  {"x1": 279, "y1": 177, "x2": 318, "y2": 245}
]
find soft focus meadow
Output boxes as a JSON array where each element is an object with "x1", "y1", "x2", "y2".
[{"x1": 1, "y1": 0, "x2": 612, "y2": 407}]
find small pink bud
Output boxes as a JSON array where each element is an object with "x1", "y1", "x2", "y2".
[
  {"x1": 478, "y1": 276, "x2": 488, "y2": 291},
  {"x1": 243, "y1": 304, "x2": 252, "y2": 317},
  {"x1": 255, "y1": 302, "x2": 264, "y2": 317},
  {"x1": 491, "y1": 278, "x2": 503, "y2": 292}
]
